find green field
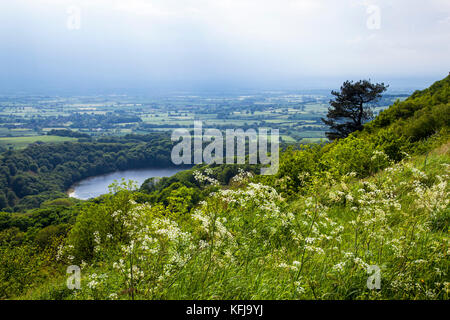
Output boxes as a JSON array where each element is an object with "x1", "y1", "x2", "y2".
[
  {"x1": 0, "y1": 135, "x2": 76, "y2": 149},
  {"x1": 0, "y1": 93, "x2": 406, "y2": 144},
  {"x1": 281, "y1": 135, "x2": 296, "y2": 143}
]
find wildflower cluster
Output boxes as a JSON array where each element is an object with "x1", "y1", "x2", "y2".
[
  {"x1": 59, "y1": 153, "x2": 448, "y2": 300},
  {"x1": 193, "y1": 169, "x2": 220, "y2": 186}
]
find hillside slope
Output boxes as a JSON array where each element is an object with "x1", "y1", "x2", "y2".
[
  {"x1": 20, "y1": 141, "x2": 448, "y2": 300},
  {"x1": 364, "y1": 74, "x2": 449, "y2": 144},
  {"x1": 1, "y1": 76, "x2": 448, "y2": 300}
]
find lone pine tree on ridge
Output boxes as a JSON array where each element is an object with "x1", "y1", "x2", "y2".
[{"x1": 322, "y1": 80, "x2": 388, "y2": 140}]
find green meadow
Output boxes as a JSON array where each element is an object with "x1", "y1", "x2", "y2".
[{"x1": 0, "y1": 135, "x2": 76, "y2": 149}]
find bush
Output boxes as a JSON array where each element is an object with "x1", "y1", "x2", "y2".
[{"x1": 322, "y1": 136, "x2": 391, "y2": 178}]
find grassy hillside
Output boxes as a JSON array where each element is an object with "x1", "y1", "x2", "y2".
[
  {"x1": 1, "y1": 76, "x2": 448, "y2": 300},
  {"x1": 16, "y1": 141, "x2": 448, "y2": 300},
  {"x1": 364, "y1": 74, "x2": 449, "y2": 145}
]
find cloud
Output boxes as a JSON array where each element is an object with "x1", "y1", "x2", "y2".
[
  {"x1": 113, "y1": 0, "x2": 175, "y2": 17},
  {"x1": 0, "y1": 0, "x2": 449, "y2": 92}
]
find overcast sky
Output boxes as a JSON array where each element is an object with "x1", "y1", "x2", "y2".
[{"x1": 1, "y1": 0, "x2": 449, "y2": 94}]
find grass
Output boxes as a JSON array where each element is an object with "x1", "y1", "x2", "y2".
[
  {"x1": 281, "y1": 135, "x2": 296, "y2": 143},
  {"x1": 0, "y1": 135, "x2": 77, "y2": 149}
]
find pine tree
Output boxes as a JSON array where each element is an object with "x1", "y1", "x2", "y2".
[{"x1": 322, "y1": 80, "x2": 388, "y2": 140}]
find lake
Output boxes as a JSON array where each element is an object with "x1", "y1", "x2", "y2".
[{"x1": 68, "y1": 168, "x2": 183, "y2": 200}]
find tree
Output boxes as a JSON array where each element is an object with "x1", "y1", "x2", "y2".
[
  {"x1": 322, "y1": 80, "x2": 388, "y2": 140},
  {"x1": 0, "y1": 193, "x2": 7, "y2": 209}
]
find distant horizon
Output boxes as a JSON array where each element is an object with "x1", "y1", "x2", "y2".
[{"x1": 0, "y1": 74, "x2": 445, "y2": 97}]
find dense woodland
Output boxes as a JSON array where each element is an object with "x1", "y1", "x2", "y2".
[
  {"x1": 0, "y1": 133, "x2": 174, "y2": 211},
  {"x1": 0, "y1": 75, "x2": 448, "y2": 300}
]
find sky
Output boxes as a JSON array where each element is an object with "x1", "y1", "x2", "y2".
[{"x1": 0, "y1": 0, "x2": 449, "y2": 94}]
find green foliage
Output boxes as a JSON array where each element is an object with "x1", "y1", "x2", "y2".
[
  {"x1": 275, "y1": 144, "x2": 322, "y2": 194},
  {"x1": 66, "y1": 180, "x2": 141, "y2": 262},
  {"x1": 400, "y1": 103, "x2": 450, "y2": 142},
  {"x1": 323, "y1": 79, "x2": 388, "y2": 140},
  {"x1": 0, "y1": 133, "x2": 174, "y2": 211},
  {"x1": 34, "y1": 224, "x2": 70, "y2": 249},
  {"x1": 322, "y1": 136, "x2": 392, "y2": 178},
  {"x1": 0, "y1": 244, "x2": 42, "y2": 298},
  {"x1": 1, "y1": 75, "x2": 449, "y2": 300},
  {"x1": 369, "y1": 127, "x2": 408, "y2": 162},
  {"x1": 41, "y1": 148, "x2": 449, "y2": 300},
  {"x1": 41, "y1": 198, "x2": 77, "y2": 207},
  {"x1": 367, "y1": 75, "x2": 449, "y2": 136},
  {"x1": 47, "y1": 129, "x2": 90, "y2": 139}
]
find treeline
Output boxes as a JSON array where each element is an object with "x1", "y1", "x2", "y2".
[
  {"x1": 0, "y1": 112, "x2": 142, "y2": 131},
  {"x1": 47, "y1": 129, "x2": 91, "y2": 139},
  {"x1": 0, "y1": 133, "x2": 174, "y2": 211}
]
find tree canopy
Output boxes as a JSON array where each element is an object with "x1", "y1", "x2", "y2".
[{"x1": 322, "y1": 80, "x2": 388, "y2": 140}]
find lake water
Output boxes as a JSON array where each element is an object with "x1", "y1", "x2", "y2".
[{"x1": 68, "y1": 168, "x2": 183, "y2": 200}]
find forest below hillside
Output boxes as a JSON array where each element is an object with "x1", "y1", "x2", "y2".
[
  {"x1": 0, "y1": 133, "x2": 174, "y2": 211},
  {"x1": 0, "y1": 75, "x2": 448, "y2": 300}
]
